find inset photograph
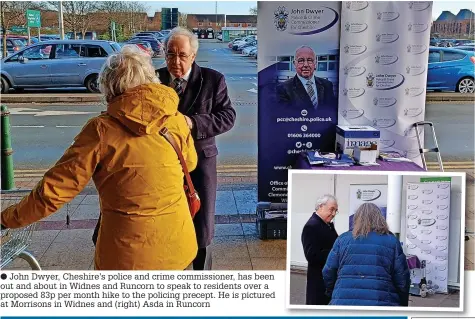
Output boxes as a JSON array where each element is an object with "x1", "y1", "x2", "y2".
[{"x1": 286, "y1": 170, "x2": 465, "y2": 311}]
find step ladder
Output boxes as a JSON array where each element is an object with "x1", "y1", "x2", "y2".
[{"x1": 413, "y1": 121, "x2": 444, "y2": 172}]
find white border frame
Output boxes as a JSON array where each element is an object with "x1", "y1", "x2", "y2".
[{"x1": 286, "y1": 169, "x2": 466, "y2": 312}]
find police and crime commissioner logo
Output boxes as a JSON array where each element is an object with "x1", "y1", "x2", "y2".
[{"x1": 274, "y1": 6, "x2": 289, "y2": 31}]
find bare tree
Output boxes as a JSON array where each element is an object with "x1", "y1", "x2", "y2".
[
  {"x1": 45, "y1": 1, "x2": 98, "y2": 39},
  {"x1": 0, "y1": 1, "x2": 40, "y2": 57},
  {"x1": 178, "y1": 13, "x2": 188, "y2": 28},
  {"x1": 249, "y1": 6, "x2": 257, "y2": 15},
  {"x1": 123, "y1": 1, "x2": 149, "y2": 35}
]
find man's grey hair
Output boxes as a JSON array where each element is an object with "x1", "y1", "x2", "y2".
[
  {"x1": 164, "y1": 27, "x2": 199, "y2": 55},
  {"x1": 352, "y1": 203, "x2": 390, "y2": 238},
  {"x1": 315, "y1": 194, "x2": 337, "y2": 211},
  {"x1": 294, "y1": 45, "x2": 316, "y2": 61}
]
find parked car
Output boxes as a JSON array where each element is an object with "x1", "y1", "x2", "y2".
[
  {"x1": 242, "y1": 45, "x2": 257, "y2": 56},
  {"x1": 427, "y1": 47, "x2": 475, "y2": 94},
  {"x1": 232, "y1": 36, "x2": 256, "y2": 50},
  {"x1": 228, "y1": 38, "x2": 242, "y2": 48},
  {"x1": 237, "y1": 40, "x2": 257, "y2": 52},
  {"x1": 1, "y1": 40, "x2": 119, "y2": 93},
  {"x1": 456, "y1": 45, "x2": 475, "y2": 52},
  {"x1": 66, "y1": 31, "x2": 97, "y2": 40},
  {"x1": 125, "y1": 39, "x2": 153, "y2": 56},
  {"x1": 0, "y1": 38, "x2": 25, "y2": 56},
  {"x1": 129, "y1": 37, "x2": 162, "y2": 56}
]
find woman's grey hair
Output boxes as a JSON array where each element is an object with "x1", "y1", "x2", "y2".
[
  {"x1": 98, "y1": 44, "x2": 159, "y2": 102},
  {"x1": 315, "y1": 194, "x2": 337, "y2": 211},
  {"x1": 294, "y1": 45, "x2": 316, "y2": 61},
  {"x1": 164, "y1": 27, "x2": 199, "y2": 55},
  {"x1": 352, "y1": 203, "x2": 390, "y2": 238}
]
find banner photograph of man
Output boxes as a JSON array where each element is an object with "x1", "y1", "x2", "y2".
[{"x1": 277, "y1": 45, "x2": 337, "y2": 110}]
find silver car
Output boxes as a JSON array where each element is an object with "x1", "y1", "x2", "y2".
[{"x1": 1, "y1": 40, "x2": 120, "y2": 93}]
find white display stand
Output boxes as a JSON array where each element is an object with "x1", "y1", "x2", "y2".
[{"x1": 405, "y1": 181, "x2": 451, "y2": 293}]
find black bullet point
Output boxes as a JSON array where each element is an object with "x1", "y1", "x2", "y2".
[{"x1": 1, "y1": 274, "x2": 7, "y2": 280}]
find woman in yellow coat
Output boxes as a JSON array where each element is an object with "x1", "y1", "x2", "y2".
[{"x1": 1, "y1": 45, "x2": 198, "y2": 270}]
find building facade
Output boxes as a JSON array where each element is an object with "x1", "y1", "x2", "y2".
[{"x1": 431, "y1": 9, "x2": 474, "y2": 38}]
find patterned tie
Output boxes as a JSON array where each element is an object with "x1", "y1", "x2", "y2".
[
  {"x1": 173, "y1": 78, "x2": 185, "y2": 98},
  {"x1": 306, "y1": 80, "x2": 318, "y2": 109}
]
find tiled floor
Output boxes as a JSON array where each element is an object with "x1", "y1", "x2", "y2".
[{"x1": 289, "y1": 271, "x2": 460, "y2": 308}]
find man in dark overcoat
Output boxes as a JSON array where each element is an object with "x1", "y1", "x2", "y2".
[
  {"x1": 301, "y1": 194, "x2": 339, "y2": 305},
  {"x1": 157, "y1": 27, "x2": 236, "y2": 270}
]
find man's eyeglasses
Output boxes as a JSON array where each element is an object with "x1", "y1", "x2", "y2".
[
  {"x1": 296, "y1": 58, "x2": 315, "y2": 65},
  {"x1": 166, "y1": 52, "x2": 193, "y2": 61}
]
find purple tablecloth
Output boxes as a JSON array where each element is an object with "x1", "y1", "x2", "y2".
[{"x1": 294, "y1": 152, "x2": 425, "y2": 172}]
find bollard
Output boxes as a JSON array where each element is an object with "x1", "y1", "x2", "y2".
[{"x1": 1, "y1": 105, "x2": 15, "y2": 190}]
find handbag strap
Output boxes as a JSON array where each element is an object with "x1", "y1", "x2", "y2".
[{"x1": 159, "y1": 127, "x2": 196, "y2": 195}]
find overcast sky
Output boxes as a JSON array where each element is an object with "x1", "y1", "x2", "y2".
[{"x1": 144, "y1": 1, "x2": 473, "y2": 19}]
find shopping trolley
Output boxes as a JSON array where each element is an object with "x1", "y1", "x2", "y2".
[{"x1": 1, "y1": 189, "x2": 41, "y2": 270}]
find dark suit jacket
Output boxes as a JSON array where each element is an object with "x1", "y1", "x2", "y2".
[
  {"x1": 301, "y1": 213, "x2": 339, "y2": 305},
  {"x1": 158, "y1": 62, "x2": 236, "y2": 248},
  {"x1": 277, "y1": 75, "x2": 336, "y2": 110}
]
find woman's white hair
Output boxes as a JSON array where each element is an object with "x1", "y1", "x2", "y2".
[
  {"x1": 98, "y1": 44, "x2": 159, "y2": 102},
  {"x1": 164, "y1": 26, "x2": 199, "y2": 55},
  {"x1": 315, "y1": 194, "x2": 337, "y2": 211}
]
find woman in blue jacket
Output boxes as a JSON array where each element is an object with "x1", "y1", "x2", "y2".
[{"x1": 322, "y1": 203, "x2": 410, "y2": 306}]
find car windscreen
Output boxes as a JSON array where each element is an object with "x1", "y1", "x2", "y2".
[{"x1": 110, "y1": 42, "x2": 122, "y2": 52}]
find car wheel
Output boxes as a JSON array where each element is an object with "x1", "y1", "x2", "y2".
[
  {"x1": 1, "y1": 76, "x2": 10, "y2": 94},
  {"x1": 85, "y1": 74, "x2": 100, "y2": 93},
  {"x1": 457, "y1": 77, "x2": 474, "y2": 94}
]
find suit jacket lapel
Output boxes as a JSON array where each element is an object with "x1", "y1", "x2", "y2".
[
  {"x1": 293, "y1": 75, "x2": 312, "y2": 107},
  {"x1": 314, "y1": 76, "x2": 325, "y2": 106},
  {"x1": 157, "y1": 63, "x2": 203, "y2": 114}
]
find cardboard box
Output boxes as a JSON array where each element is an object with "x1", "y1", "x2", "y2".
[
  {"x1": 354, "y1": 144, "x2": 378, "y2": 164},
  {"x1": 336, "y1": 125, "x2": 380, "y2": 156}
]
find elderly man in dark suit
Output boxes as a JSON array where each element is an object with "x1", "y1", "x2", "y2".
[
  {"x1": 157, "y1": 27, "x2": 236, "y2": 270},
  {"x1": 277, "y1": 45, "x2": 336, "y2": 110},
  {"x1": 301, "y1": 194, "x2": 339, "y2": 305}
]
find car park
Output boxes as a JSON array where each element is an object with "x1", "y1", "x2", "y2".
[
  {"x1": 427, "y1": 46, "x2": 475, "y2": 94},
  {"x1": 1, "y1": 40, "x2": 119, "y2": 93}
]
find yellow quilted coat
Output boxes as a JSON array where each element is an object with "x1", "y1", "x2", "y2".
[{"x1": 1, "y1": 83, "x2": 198, "y2": 270}]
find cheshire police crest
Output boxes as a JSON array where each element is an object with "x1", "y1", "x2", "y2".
[
  {"x1": 376, "y1": 34, "x2": 381, "y2": 42},
  {"x1": 373, "y1": 97, "x2": 378, "y2": 106},
  {"x1": 375, "y1": 55, "x2": 380, "y2": 63},
  {"x1": 343, "y1": 88, "x2": 348, "y2": 96},
  {"x1": 274, "y1": 6, "x2": 289, "y2": 31},
  {"x1": 408, "y1": 23, "x2": 413, "y2": 31},
  {"x1": 366, "y1": 73, "x2": 375, "y2": 88},
  {"x1": 344, "y1": 66, "x2": 349, "y2": 75},
  {"x1": 407, "y1": 45, "x2": 412, "y2": 52},
  {"x1": 342, "y1": 110, "x2": 348, "y2": 117},
  {"x1": 405, "y1": 88, "x2": 410, "y2": 95},
  {"x1": 344, "y1": 45, "x2": 349, "y2": 53},
  {"x1": 372, "y1": 119, "x2": 378, "y2": 126},
  {"x1": 357, "y1": 189, "x2": 362, "y2": 199},
  {"x1": 377, "y1": 12, "x2": 382, "y2": 20},
  {"x1": 409, "y1": 2, "x2": 414, "y2": 9},
  {"x1": 346, "y1": 1, "x2": 351, "y2": 9},
  {"x1": 406, "y1": 66, "x2": 411, "y2": 74},
  {"x1": 345, "y1": 22, "x2": 350, "y2": 32},
  {"x1": 404, "y1": 109, "x2": 408, "y2": 116}
]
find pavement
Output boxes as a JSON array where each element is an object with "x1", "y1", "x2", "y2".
[{"x1": 1, "y1": 166, "x2": 473, "y2": 272}]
